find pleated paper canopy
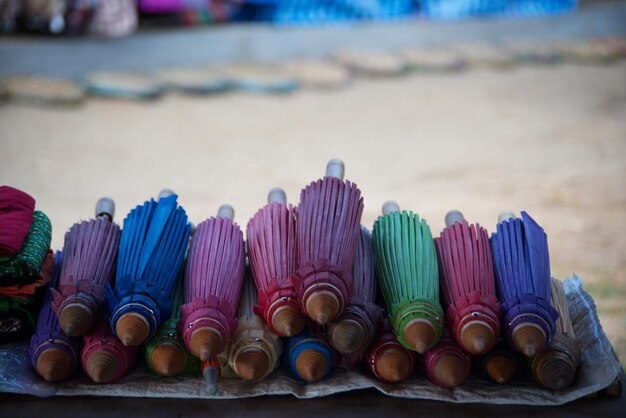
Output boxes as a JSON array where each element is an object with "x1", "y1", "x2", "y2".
[
  {"x1": 291, "y1": 159, "x2": 363, "y2": 325},
  {"x1": 247, "y1": 187, "x2": 305, "y2": 337},
  {"x1": 106, "y1": 193, "x2": 190, "y2": 346},
  {"x1": 490, "y1": 211, "x2": 559, "y2": 357},
  {"x1": 372, "y1": 201, "x2": 444, "y2": 354},
  {"x1": 52, "y1": 197, "x2": 120, "y2": 336}
]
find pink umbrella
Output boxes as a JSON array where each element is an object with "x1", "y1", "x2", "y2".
[
  {"x1": 292, "y1": 159, "x2": 363, "y2": 325},
  {"x1": 180, "y1": 204, "x2": 245, "y2": 361},
  {"x1": 247, "y1": 187, "x2": 305, "y2": 337},
  {"x1": 434, "y1": 210, "x2": 500, "y2": 354},
  {"x1": 366, "y1": 318, "x2": 415, "y2": 383},
  {"x1": 423, "y1": 330, "x2": 471, "y2": 389}
]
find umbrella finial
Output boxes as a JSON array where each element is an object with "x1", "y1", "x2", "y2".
[
  {"x1": 433, "y1": 354, "x2": 469, "y2": 388},
  {"x1": 234, "y1": 348, "x2": 271, "y2": 381},
  {"x1": 498, "y1": 211, "x2": 516, "y2": 223},
  {"x1": 217, "y1": 204, "x2": 235, "y2": 221},
  {"x1": 189, "y1": 328, "x2": 223, "y2": 361},
  {"x1": 485, "y1": 351, "x2": 519, "y2": 384},
  {"x1": 444, "y1": 210, "x2": 464, "y2": 227},
  {"x1": 512, "y1": 323, "x2": 546, "y2": 358},
  {"x1": 158, "y1": 188, "x2": 176, "y2": 199},
  {"x1": 267, "y1": 188, "x2": 287, "y2": 205},
  {"x1": 115, "y1": 313, "x2": 150, "y2": 346},
  {"x1": 59, "y1": 303, "x2": 94, "y2": 337},
  {"x1": 329, "y1": 319, "x2": 367, "y2": 354},
  {"x1": 271, "y1": 306, "x2": 306, "y2": 337},
  {"x1": 305, "y1": 290, "x2": 341, "y2": 325},
  {"x1": 149, "y1": 344, "x2": 185, "y2": 377},
  {"x1": 95, "y1": 197, "x2": 115, "y2": 221},
  {"x1": 295, "y1": 349, "x2": 328, "y2": 382},
  {"x1": 85, "y1": 350, "x2": 119, "y2": 384},
  {"x1": 382, "y1": 201, "x2": 400, "y2": 215},
  {"x1": 375, "y1": 348, "x2": 413, "y2": 383},
  {"x1": 403, "y1": 318, "x2": 436, "y2": 354},
  {"x1": 325, "y1": 159, "x2": 345, "y2": 180},
  {"x1": 35, "y1": 347, "x2": 73, "y2": 383}
]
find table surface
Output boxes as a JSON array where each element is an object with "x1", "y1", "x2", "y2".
[{"x1": 1, "y1": 378, "x2": 624, "y2": 418}]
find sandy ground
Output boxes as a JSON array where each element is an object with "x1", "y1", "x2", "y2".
[{"x1": 1, "y1": 62, "x2": 625, "y2": 364}]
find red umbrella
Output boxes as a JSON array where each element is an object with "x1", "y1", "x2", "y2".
[
  {"x1": 434, "y1": 210, "x2": 500, "y2": 354},
  {"x1": 366, "y1": 318, "x2": 415, "y2": 383},
  {"x1": 247, "y1": 188, "x2": 305, "y2": 337},
  {"x1": 292, "y1": 159, "x2": 363, "y2": 325},
  {"x1": 180, "y1": 204, "x2": 245, "y2": 361},
  {"x1": 423, "y1": 330, "x2": 471, "y2": 389}
]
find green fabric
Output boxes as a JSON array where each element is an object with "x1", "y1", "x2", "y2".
[
  {"x1": 0, "y1": 211, "x2": 52, "y2": 282},
  {"x1": 144, "y1": 268, "x2": 199, "y2": 376},
  {"x1": 372, "y1": 210, "x2": 444, "y2": 350},
  {"x1": 0, "y1": 296, "x2": 36, "y2": 329}
]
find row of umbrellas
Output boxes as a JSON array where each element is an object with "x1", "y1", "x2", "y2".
[
  {"x1": 2, "y1": 37, "x2": 625, "y2": 106},
  {"x1": 2, "y1": 161, "x2": 580, "y2": 391}
]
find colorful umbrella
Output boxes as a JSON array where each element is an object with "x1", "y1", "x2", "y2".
[
  {"x1": 327, "y1": 225, "x2": 383, "y2": 367},
  {"x1": 490, "y1": 211, "x2": 558, "y2": 357},
  {"x1": 284, "y1": 328, "x2": 334, "y2": 383},
  {"x1": 227, "y1": 273, "x2": 282, "y2": 381},
  {"x1": 144, "y1": 263, "x2": 199, "y2": 377},
  {"x1": 81, "y1": 319, "x2": 139, "y2": 384},
  {"x1": 372, "y1": 201, "x2": 444, "y2": 353},
  {"x1": 180, "y1": 204, "x2": 245, "y2": 361},
  {"x1": 423, "y1": 330, "x2": 471, "y2": 389},
  {"x1": 52, "y1": 197, "x2": 120, "y2": 336},
  {"x1": 29, "y1": 251, "x2": 82, "y2": 382},
  {"x1": 531, "y1": 278, "x2": 580, "y2": 390},
  {"x1": 475, "y1": 339, "x2": 523, "y2": 385},
  {"x1": 292, "y1": 159, "x2": 363, "y2": 325},
  {"x1": 106, "y1": 191, "x2": 190, "y2": 346},
  {"x1": 434, "y1": 210, "x2": 500, "y2": 354},
  {"x1": 366, "y1": 318, "x2": 415, "y2": 383},
  {"x1": 247, "y1": 187, "x2": 305, "y2": 337}
]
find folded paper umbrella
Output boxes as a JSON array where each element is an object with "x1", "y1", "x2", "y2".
[
  {"x1": 247, "y1": 187, "x2": 305, "y2": 337},
  {"x1": 328, "y1": 225, "x2": 383, "y2": 366},
  {"x1": 423, "y1": 330, "x2": 471, "y2": 389},
  {"x1": 372, "y1": 201, "x2": 444, "y2": 354},
  {"x1": 228, "y1": 274, "x2": 282, "y2": 381},
  {"x1": 532, "y1": 278, "x2": 580, "y2": 390},
  {"x1": 284, "y1": 329, "x2": 334, "y2": 383},
  {"x1": 434, "y1": 210, "x2": 500, "y2": 355},
  {"x1": 106, "y1": 191, "x2": 190, "y2": 346},
  {"x1": 366, "y1": 318, "x2": 415, "y2": 383},
  {"x1": 292, "y1": 159, "x2": 364, "y2": 325},
  {"x1": 490, "y1": 211, "x2": 558, "y2": 358},
  {"x1": 81, "y1": 320, "x2": 139, "y2": 384},
  {"x1": 30, "y1": 252, "x2": 82, "y2": 382},
  {"x1": 180, "y1": 204, "x2": 245, "y2": 361},
  {"x1": 144, "y1": 264, "x2": 199, "y2": 377},
  {"x1": 51, "y1": 197, "x2": 121, "y2": 336},
  {"x1": 475, "y1": 339, "x2": 523, "y2": 385}
]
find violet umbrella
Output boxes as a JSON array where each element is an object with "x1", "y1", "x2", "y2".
[
  {"x1": 180, "y1": 204, "x2": 245, "y2": 361},
  {"x1": 52, "y1": 197, "x2": 120, "y2": 336},
  {"x1": 292, "y1": 159, "x2": 363, "y2": 325},
  {"x1": 434, "y1": 210, "x2": 500, "y2": 354},
  {"x1": 106, "y1": 191, "x2": 190, "y2": 346},
  {"x1": 490, "y1": 211, "x2": 558, "y2": 358},
  {"x1": 327, "y1": 225, "x2": 383, "y2": 367},
  {"x1": 247, "y1": 187, "x2": 305, "y2": 337},
  {"x1": 29, "y1": 251, "x2": 82, "y2": 382}
]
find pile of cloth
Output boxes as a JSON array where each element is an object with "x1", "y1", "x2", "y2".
[{"x1": 0, "y1": 185, "x2": 52, "y2": 344}]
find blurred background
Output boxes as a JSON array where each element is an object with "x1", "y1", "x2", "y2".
[{"x1": 1, "y1": 0, "x2": 625, "y2": 367}]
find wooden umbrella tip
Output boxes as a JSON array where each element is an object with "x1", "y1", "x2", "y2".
[
  {"x1": 305, "y1": 291, "x2": 341, "y2": 325},
  {"x1": 330, "y1": 319, "x2": 367, "y2": 354},
  {"x1": 376, "y1": 348, "x2": 412, "y2": 383},
  {"x1": 36, "y1": 347, "x2": 72, "y2": 382},
  {"x1": 59, "y1": 304, "x2": 94, "y2": 336},
  {"x1": 512, "y1": 323, "x2": 546, "y2": 358},
  {"x1": 295, "y1": 349, "x2": 328, "y2": 382},
  {"x1": 535, "y1": 354, "x2": 577, "y2": 390},
  {"x1": 150, "y1": 343, "x2": 185, "y2": 377},
  {"x1": 403, "y1": 319, "x2": 436, "y2": 354},
  {"x1": 85, "y1": 350, "x2": 119, "y2": 384},
  {"x1": 271, "y1": 306, "x2": 306, "y2": 337},
  {"x1": 460, "y1": 320, "x2": 496, "y2": 355},
  {"x1": 485, "y1": 353, "x2": 518, "y2": 384},
  {"x1": 234, "y1": 348, "x2": 271, "y2": 381},
  {"x1": 434, "y1": 354, "x2": 469, "y2": 388},
  {"x1": 189, "y1": 327, "x2": 223, "y2": 361},
  {"x1": 116, "y1": 313, "x2": 150, "y2": 346}
]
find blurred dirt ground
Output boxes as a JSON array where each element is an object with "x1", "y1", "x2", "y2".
[{"x1": 1, "y1": 61, "x2": 625, "y2": 365}]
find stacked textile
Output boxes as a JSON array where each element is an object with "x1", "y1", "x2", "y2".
[{"x1": 0, "y1": 186, "x2": 52, "y2": 344}]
